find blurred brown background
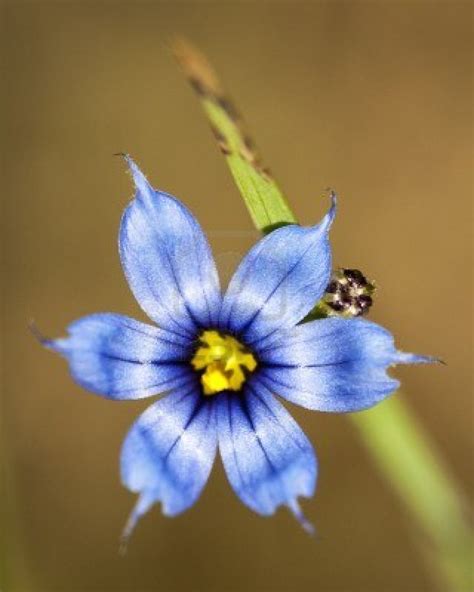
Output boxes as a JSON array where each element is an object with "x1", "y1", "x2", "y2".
[{"x1": 2, "y1": 1, "x2": 472, "y2": 591}]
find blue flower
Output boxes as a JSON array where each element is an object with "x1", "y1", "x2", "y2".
[{"x1": 43, "y1": 156, "x2": 433, "y2": 541}]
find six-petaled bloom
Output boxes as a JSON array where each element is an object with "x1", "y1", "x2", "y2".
[{"x1": 42, "y1": 157, "x2": 433, "y2": 542}]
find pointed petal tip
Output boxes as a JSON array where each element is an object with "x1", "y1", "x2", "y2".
[
  {"x1": 396, "y1": 352, "x2": 442, "y2": 366},
  {"x1": 119, "y1": 494, "x2": 154, "y2": 552},
  {"x1": 326, "y1": 187, "x2": 337, "y2": 205},
  {"x1": 117, "y1": 153, "x2": 152, "y2": 196},
  {"x1": 114, "y1": 152, "x2": 140, "y2": 177},
  {"x1": 29, "y1": 320, "x2": 56, "y2": 349},
  {"x1": 319, "y1": 189, "x2": 337, "y2": 231},
  {"x1": 288, "y1": 499, "x2": 315, "y2": 536},
  {"x1": 29, "y1": 319, "x2": 47, "y2": 343}
]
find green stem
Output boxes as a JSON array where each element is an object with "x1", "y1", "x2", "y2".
[
  {"x1": 173, "y1": 39, "x2": 473, "y2": 591},
  {"x1": 352, "y1": 397, "x2": 473, "y2": 590}
]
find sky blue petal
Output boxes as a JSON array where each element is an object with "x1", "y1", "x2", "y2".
[
  {"x1": 119, "y1": 156, "x2": 222, "y2": 338},
  {"x1": 216, "y1": 382, "x2": 317, "y2": 532},
  {"x1": 258, "y1": 317, "x2": 435, "y2": 412},
  {"x1": 46, "y1": 313, "x2": 193, "y2": 400},
  {"x1": 120, "y1": 386, "x2": 217, "y2": 543},
  {"x1": 219, "y1": 195, "x2": 335, "y2": 348}
]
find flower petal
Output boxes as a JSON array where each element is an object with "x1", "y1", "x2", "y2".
[
  {"x1": 258, "y1": 317, "x2": 435, "y2": 412},
  {"x1": 219, "y1": 196, "x2": 335, "y2": 348},
  {"x1": 216, "y1": 382, "x2": 317, "y2": 531},
  {"x1": 119, "y1": 156, "x2": 222, "y2": 338},
  {"x1": 120, "y1": 386, "x2": 217, "y2": 541},
  {"x1": 45, "y1": 313, "x2": 193, "y2": 400}
]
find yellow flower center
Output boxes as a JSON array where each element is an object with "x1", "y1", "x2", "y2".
[{"x1": 191, "y1": 330, "x2": 257, "y2": 396}]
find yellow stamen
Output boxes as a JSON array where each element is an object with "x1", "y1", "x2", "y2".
[{"x1": 191, "y1": 330, "x2": 257, "y2": 396}]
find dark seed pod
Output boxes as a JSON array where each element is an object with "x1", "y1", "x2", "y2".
[{"x1": 321, "y1": 268, "x2": 376, "y2": 318}]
